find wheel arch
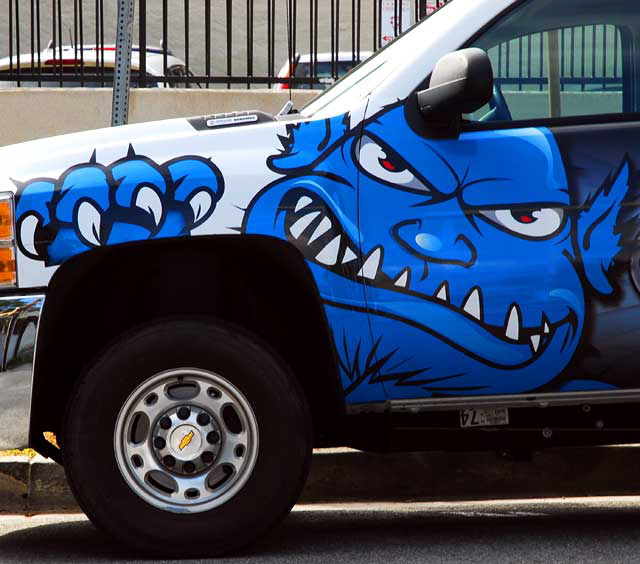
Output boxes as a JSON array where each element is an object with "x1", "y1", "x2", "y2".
[{"x1": 29, "y1": 235, "x2": 346, "y2": 460}]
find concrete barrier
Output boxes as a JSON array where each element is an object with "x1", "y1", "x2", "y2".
[{"x1": 0, "y1": 88, "x2": 318, "y2": 147}]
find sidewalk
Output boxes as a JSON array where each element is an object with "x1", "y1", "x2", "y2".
[{"x1": 2, "y1": 446, "x2": 640, "y2": 514}]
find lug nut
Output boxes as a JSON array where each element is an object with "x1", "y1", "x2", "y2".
[
  {"x1": 207, "y1": 431, "x2": 220, "y2": 445},
  {"x1": 197, "y1": 413, "x2": 211, "y2": 426},
  {"x1": 162, "y1": 455, "x2": 176, "y2": 468},
  {"x1": 159, "y1": 417, "x2": 172, "y2": 430},
  {"x1": 177, "y1": 407, "x2": 191, "y2": 420},
  {"x1": 201, "y1": 451, "x2": 215, "y2": 464},
  {"x1": 184, "y1": 461, "x2": 196, "y2": 474},
  {"x1": 153, "y1": 437, "x2": 166, "y2": 449}
]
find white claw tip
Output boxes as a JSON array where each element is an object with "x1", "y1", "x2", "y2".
[{"x1": 77, "y1": 201, "x2": 102, "y2": 247}]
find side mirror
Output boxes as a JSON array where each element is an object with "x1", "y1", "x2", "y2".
[{"x1": 416, "y1": 48, "x2": 494, "y2": 137}]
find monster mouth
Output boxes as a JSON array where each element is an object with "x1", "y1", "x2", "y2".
[{"x1": 280, "y1": 190, "x2": 576, "y2": 363}]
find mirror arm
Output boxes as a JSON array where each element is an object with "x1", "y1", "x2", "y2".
[{"x1": 414, "y1": 98, "x2": 462, "y2": 139}]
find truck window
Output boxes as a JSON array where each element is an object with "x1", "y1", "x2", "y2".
[{"x1": 468, "y1": 0, "x2": 633, "y2": 122}]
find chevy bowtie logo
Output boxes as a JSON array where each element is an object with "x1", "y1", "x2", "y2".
[{"x1": 179, "y1": 431, "x2": 195, "y2": 451}]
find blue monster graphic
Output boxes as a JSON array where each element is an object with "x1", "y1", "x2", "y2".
[
  {"x1": 13, "y1": 103, "x2": 638, "y2": 401},
  {"x1": 15, "y1": 146, "x2": 224, "y2": 266},
  {"x1": 244, "y1": 103, "x2": 637, "y2": 399}
]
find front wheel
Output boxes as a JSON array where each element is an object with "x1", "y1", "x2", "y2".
[{"x1": 62, "y1": 319, "x2": 312, "y2": 557}]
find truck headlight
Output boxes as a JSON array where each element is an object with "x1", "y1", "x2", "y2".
[{"x1": 0, "y1": 193, "x2": 17, "y2": 286}]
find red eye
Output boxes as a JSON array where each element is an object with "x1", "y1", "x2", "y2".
[
  {"x1": 380, "y1": 158, "x2": 397, "y2": 171},
  {"x1": 512, "y1": 210, "x2": 539, "y2": 224},
  {"x1": 378, "y1": 152, "x2": 406, "y2": 173}
]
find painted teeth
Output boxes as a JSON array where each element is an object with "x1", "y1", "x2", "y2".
[
  {"x1": 295, "y1": 196, "x2": 313, "y2": 213},
  {"x1": 290, "y1": 211, "x2": 320, "y2": 239},
  {"x1": 462, "y1": 287, "x2": 482, "y2": 321},
  {"x1": 505, "y1": 304, "x2": 520, "y2": 341},
  {"x1": 308, "y1": 216, "x2": 332, "y2": 244},
  {"x1": 357, "y1": 247, "x2": 383, "y2": 280},
  {"x1": 315, "y1": 235, "x2": 342, "y2": 266},
  {"x1": 530, "y1": 334, "x2": 541, "y2": 352},
  {"x1": 287, "y1": 202, "x2": 554, "y2": 354},
  {"x1": 342, "y1": 247, "x2": 358, "y2": 264},
  {"x1": 435, "y1": 282, "x2": 449, "y2": 302},
  {"x1": 394, "y1": 268, "x2": 410, "y2": 288}
]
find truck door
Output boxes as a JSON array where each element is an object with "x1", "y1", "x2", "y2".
[{"x1": 357, "y1": 0, "x2": 640, "y2": 402}]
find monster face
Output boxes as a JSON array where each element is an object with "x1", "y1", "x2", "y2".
[{"x1": 246, "y1": 104, "x2": 634, "y2": 397}]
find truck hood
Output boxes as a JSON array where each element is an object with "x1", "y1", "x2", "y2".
[
  {"x1": 0, "y1": 113, "x2": 295, "y2": 287},
  {"x1": 0, "y1": 113, "x2": 289, "y2": 197}
]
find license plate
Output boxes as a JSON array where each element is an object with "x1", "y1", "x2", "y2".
[{"x1": 460, "y1": 407, "x2": 509, "y2": 428}]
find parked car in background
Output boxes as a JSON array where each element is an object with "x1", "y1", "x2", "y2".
[
  {"x1": 0, "y1": 43, "x2": 193, "y2": 88},
  {"x1": 274, "y1": 51, "x2": 373, "y2": 90}
]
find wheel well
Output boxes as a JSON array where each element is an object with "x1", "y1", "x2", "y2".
[{"x1": 30, "y1": 236, "x2": 346, "y2": 459}]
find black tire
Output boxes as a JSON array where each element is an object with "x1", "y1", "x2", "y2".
[{"x1": 62, "y1": 318, "x2": 312, "y2": 557}]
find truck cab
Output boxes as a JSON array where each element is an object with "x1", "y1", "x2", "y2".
[{"x1": 0, "y1": 0, "x2": 639, "y2": 556}]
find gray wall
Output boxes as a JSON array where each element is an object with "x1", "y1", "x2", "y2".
[{"x1": 0, "y1": 88, "x2": 317, "y2": 146}]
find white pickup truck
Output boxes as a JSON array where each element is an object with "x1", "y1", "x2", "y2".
[{"x1": 0, "y1": 0, "x2": 638, "y2": 556}]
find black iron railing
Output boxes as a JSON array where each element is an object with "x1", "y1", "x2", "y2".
[
  {"x1": 0, "y1": 0, "x2": 448, "y2": 89},
  {"x1": 0, "y1": 1, "x2": 623, "y2": 92}
]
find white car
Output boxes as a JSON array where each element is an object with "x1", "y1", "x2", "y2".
[
  {"x1": 274, "y1": 51, "x2": 373, "y2": 90},
  {"x1": 0, "y1": 43, "x2": 192, "y2": 88}
]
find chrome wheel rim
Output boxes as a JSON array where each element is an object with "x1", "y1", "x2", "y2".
[{"x1": 114, "y1": 368, "x2": 259, "y2": 514}]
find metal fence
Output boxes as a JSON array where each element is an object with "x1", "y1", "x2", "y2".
[
  {"x1": 0, "y1": 0, "x2": 448, "y2": 89},
  {"x1": 0, "y1": 1, "x2": 625, "y2": 91},
  {"x1": 491, "y1": 24, "x2": 623, "y2": 93}
]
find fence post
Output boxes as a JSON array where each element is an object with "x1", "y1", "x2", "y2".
[
  {"x1": 111, "y1": 0, "x2": 136, "y2": 127},
  {"x1": 546, "y1": 30, "x2": 562, "y2": 118}
]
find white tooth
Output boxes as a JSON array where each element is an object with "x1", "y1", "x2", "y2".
[
  {"x1": 357, "y1": 247, "x2": 382, "y2": 280},
  {"x1": 307, "y1": 216, "x2": 332, "y2": 244},
  {"x1": 290, "y1": 211, "x2": 320, "y2": 239},
  {"x1": 342, "y1": 247, "x2": 358, "y2": 264},
  {"x1": 530, "y1": 334, "x2": 541, "y2": 352},
  {"x1": 435, "y1": 282, "x2": 449, "y2": 302},
  {"x1": 505, "y1": 305, "x2": 520, "y2": 341},
  {"x1": 394, "y1": 269, "x2": 410, "y2": 288},
  {"x1": 295, "y1": 196, "x2": 313, "y2": 213},
  {"x1": 543, "y1": 321, "x2": 550, "y2": 334},
  {"x1": 462, "y1": 288, "x2": 482, "y2": 321},
  {"x1": 315, "y1": 235, "x2": 341, "y2": 266}
]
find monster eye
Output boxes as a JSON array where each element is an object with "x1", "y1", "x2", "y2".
[
  {"x1": 357, "y1": 134, "x2": 430, "y2": 192},
  {"x1": 480, "y1": 207, "x2": 565, "y2": 238}
]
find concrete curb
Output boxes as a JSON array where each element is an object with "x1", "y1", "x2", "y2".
[{"x1": 2, "y1": 446, "x2": 640, "y2": 514}]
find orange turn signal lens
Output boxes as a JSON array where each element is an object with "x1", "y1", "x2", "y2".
[
  {"x1": 0, "y1": 199, "x2": 13, "y2": 240},
  {"x1": 0, "y1": 247, "x2": 16, "y2": 286}
]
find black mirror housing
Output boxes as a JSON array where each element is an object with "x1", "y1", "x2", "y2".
[{"x1": 416, "y1": 48, "x2": 494, "y2": 137}]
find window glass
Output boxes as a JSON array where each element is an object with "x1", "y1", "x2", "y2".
[{"x1": 468, "y1": 0, "x2": 632, "y2": 123}]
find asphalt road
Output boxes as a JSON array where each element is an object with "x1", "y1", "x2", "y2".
[{"x1": 2, "y1": 497, "x2": 640, "y2": 563}]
